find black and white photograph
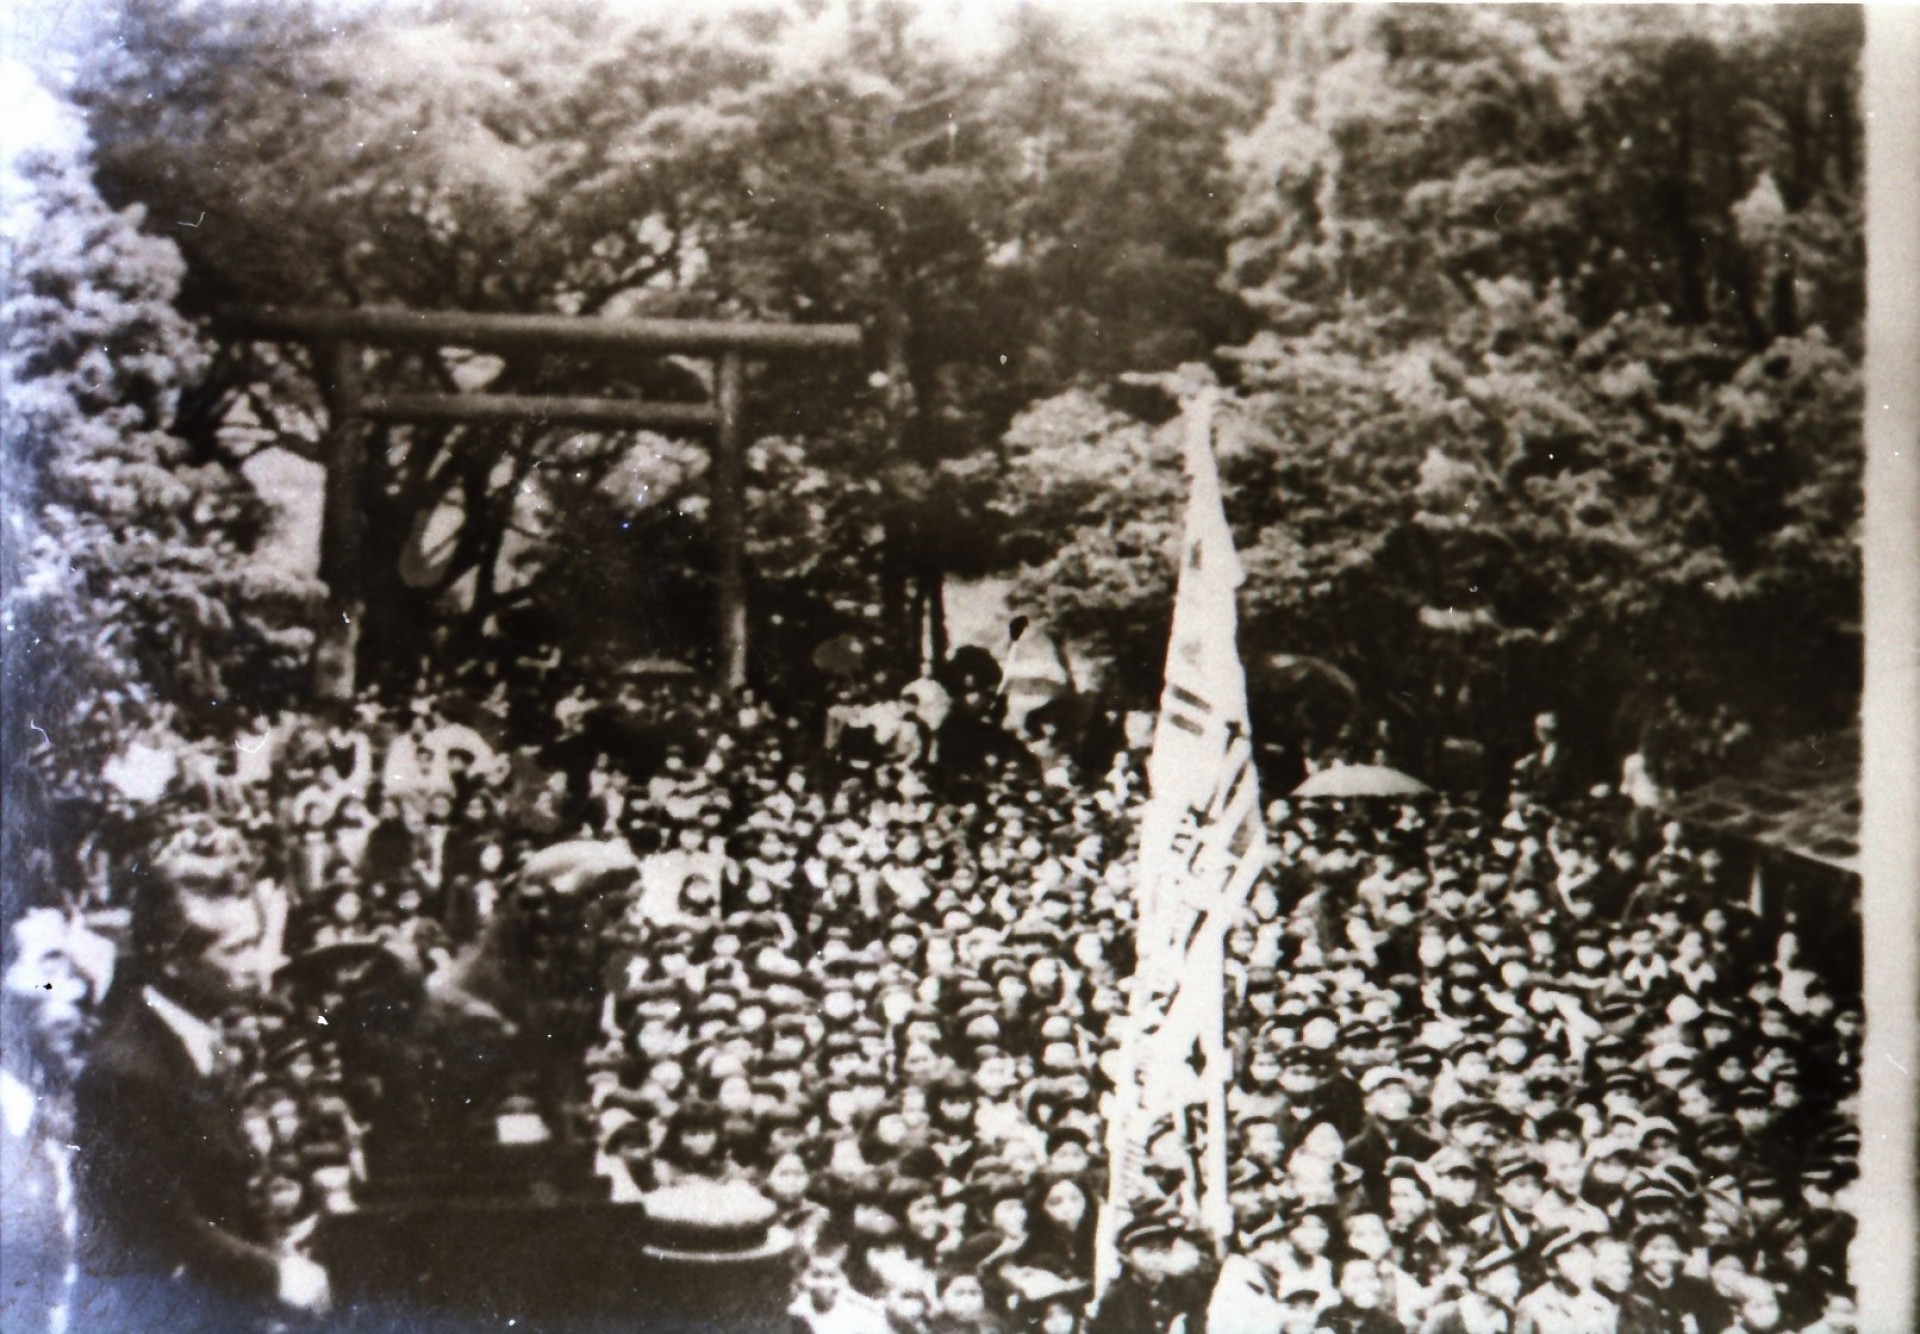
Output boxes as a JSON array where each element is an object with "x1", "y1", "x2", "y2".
[{"x1": 3, "y1": 2, "x2": 1913, "y2": 1332}]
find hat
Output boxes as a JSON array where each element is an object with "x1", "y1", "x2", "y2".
[
  {"x1": 1445, "y1": 1101, "x2": 1513, "y2": 1133},
  {"x1": 1116, "y1": 1215, "x2": 1183, "y2": 1251},
  {"x1": 1696, "y1": 1117, "x2": 1743, "y2": 1147},
  {"x1": 1277, "y1": 1275, "x2": 1323, "y2": 1304},
  {"x1": 1648, "y1": 1042, "x2": 1695, "y2": 1071},
  {"x1": 1423, "y1": 1147, "x2": 1480, "y2": 1180},
  {"x1": 1539, "y1": 1230, "x2": 1590, "y2": 1263},
  {"x1": 1470, "y1": 1246, "x2": 1521, "y2": 1277},
  {"x1": 1649, "y1": 1161, "x2": 1701, "y2": 1195},
  {"x1": 1384, "y1": 1155, "x2": 1429, "y2": 1185},
  {"x1": 1586, "y1": 1136, "x2": 1636, "y2": 1163},
  {"x1": 1630, "y1": 1180, "x2": 1682, "y2": 1209},
  {"x1": 1495, "y1": 1158, "x2": 1545, "y2": 1186},
  {"x1": 1636, "y1": 1117, "x2": 1681, "y2": 1145},
  {"x1": 1535, "y1": 1109, "x2": 1585, "y2": 1142},
  {"x1": 1632, "y1": 1220, "x2": 1689, "y2": 1251},
  {"x1": 1359, "y1": 1067, "x2": 1412, "y2": 1095}
]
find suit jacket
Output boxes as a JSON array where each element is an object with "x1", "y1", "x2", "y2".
[{"x1": 71, "y1": 989, "x2": 281, "y2": 1331}]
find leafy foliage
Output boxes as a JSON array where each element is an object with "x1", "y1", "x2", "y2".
[
  {"x1": 2, "y1": 68, "x2": 316, "y2": 783},
  {"x1": 1002, "y1": 7, "x2": 1862, "y2": 780},
  {"x1": 41, "y1": 2, "x2": 1862, "y2": 786}
]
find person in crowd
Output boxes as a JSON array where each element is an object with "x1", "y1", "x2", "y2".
[
  {"x1": 1085, "y1": 1215, "x2": 1215, "y2": 1334},
  {"x1": 71, "y1": 817, "x2": 331, "y2": 1329},
  {"x1": 3, "y1": 908, "x2": 110, "y2": 1334}
]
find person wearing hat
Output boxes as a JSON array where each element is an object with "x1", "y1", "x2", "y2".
[
  {"x1": 1317, "y1": 1256, "x2": 1404, "y2": 1334},
  {"x1": 1422, "y1": 1145, "x2": 1494, "y2": 1254},
  {"x1": 1514, "y1": 1230, "x2": 1618, "y2": 1334},
  {"x1": 1421, "y1": 1248, "x2": 1524, "y2": 1334},
  {"x1": 1272, "y1": 1272, "x2": 1335, "y2": 1334},
  {"x1": 1471, "y1": 1156, "x2": 1549, "y2": 1256},
  {"x1": 1532, "y1": 1146, "x2": 1610, "y2": 1241},
  {"x1": 1086, "y1": 1211, "x2": 1214, "y2": 1334},
  {"x1": 1736, "y1": 1171, "x2": 1805, "y2": 1263},
  {"x1": 1273, "y1": 1046, "x2": 1349, "y2": 1143},
  {"x1": 1616, "y1": 1222, "x2": 1732, "y2": 1334},
  {"x1": 1347, "y1": 1066, "x2": 1442, "y2": 1205}
]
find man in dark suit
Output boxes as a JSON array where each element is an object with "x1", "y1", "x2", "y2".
[{"x1": 71, "y1": 817, "x2": 329, "y2": 1332}]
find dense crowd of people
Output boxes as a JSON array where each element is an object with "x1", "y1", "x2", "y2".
[{"x1": 1, "y1": 651, "x2": 1862, "y2": 1333}]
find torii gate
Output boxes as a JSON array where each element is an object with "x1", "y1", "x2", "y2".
[{"x1": 223, "y1": 307, "x2": 863, "y2": 701}]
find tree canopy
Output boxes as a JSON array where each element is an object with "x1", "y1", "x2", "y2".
[
  {"x1": 25, "y1": 0, "x2": 1863, "y2": 788},
  {"x1": 2, "y1": 64, "x2": 315, "y2": 782}
]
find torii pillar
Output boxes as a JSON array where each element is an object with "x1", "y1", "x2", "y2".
[{"x1": 224, "y1": 307, "x2": 863, "y2": 701}]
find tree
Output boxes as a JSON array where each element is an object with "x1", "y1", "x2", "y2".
[
  {"x1": 995, "y1": 6, "x2": 1862, "y2": 783},
  {"x1": 72, "y1": 0, "x2": 1264, "y2": 691},
  {"x1": 1, "y1": 64, "x2": 315, "y2": 797}
]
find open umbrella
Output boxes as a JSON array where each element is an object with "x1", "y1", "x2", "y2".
[
  {"x1": 518, "y1": 839, "x2": 642, "y2": 896},
  {"x1": 1291, "y1": 763, "x2": 1432, "y2": 800}
]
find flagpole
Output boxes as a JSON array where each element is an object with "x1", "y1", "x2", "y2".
[{"x1": 1091, "y1": 392, "x2": 1269, "y2": 1301}]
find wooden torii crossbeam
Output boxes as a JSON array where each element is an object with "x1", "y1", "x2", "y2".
[{"x1": 223, "y1": 306, "x2": 863, "y2": 701}]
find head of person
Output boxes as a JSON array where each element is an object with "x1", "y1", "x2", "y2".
[
  {"x1": 1430, "y1": 1154, "x2": 1481, "y2": 1209},
  {"x1": 1287, "y1": 1205, "x2": 1335, "y2": 1258},
  {"x1": 1344, "y1": 1213, "x2": 1390, "y2": 1259},
  {"x1": 3, "y1": 908, "x2": 102, "y2": 1079},
  {"x1": 1242, "y1": 1117, "x2": 1284, "y2": 1167},
  {"x1": 1544, "y1": 1232, "x2": 1596, "y2": 1291},
  {"x1": 1494, "y1": 1159, "x2": 1545, "y2": 1213},
  {"x1": 765, "y1": 1150, "x2": 811, "y2": 1205},
  {"x1": 801, "y1": 1248, "x2": 850, "y2": 1311},
  {"x1": 1036, "y1": 1298, "x2": 1079, "y2": 1334},
  {"x1": 1042, "y1": 1177, "x2": 1089, "y2": 1232},
  {"x1": 1739, "y1": 1276, "x2": 1783, "y2": 1332},
  {"x1": 991, "y1": 1192, "x2": 1029, "y2": 1240},
  {"x1": 940, "y1": 1272, "x2": 989, "y2": 1324},
  {"x1": 1472, "y1": 1249, "x2": 1524, "y2": 1309},
  {"x1": 1279, "y1": 1050, "x2": 1324, "y2": 1096},
  {"x1": 1635, "y1": 1223, "x2": 1687, "y2": 1287},
  {"x1": 1048, "y1": 1130, "x2": 1092, "y2": 1180},
  {"x1": 1119, "y1": 1218, "x2": 1201, "y2": 1286},
  {"x1": 1387, "y1": 1165, "x2": 1432, "y2": 1226},
  {"x1": 1246, "y1": 1047, "x2": 1282, "y2": 1088},
  {"x1": 137, "y1": 817, "x2": 270, "y2": 1012},
  {"x1": 1364, "y1": 1069, "x2": 1416, "y2": 1123},
  {"x1": 1277, "y1": 1281, "x2": 1321, "y2": 1334},
  {"x1": 1592, "y1": 1236, "x2": 1636, "y2": 1295},
  {"x1": 1338, "y1": 1257, "x2": 1384, "y2": 1310}
]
